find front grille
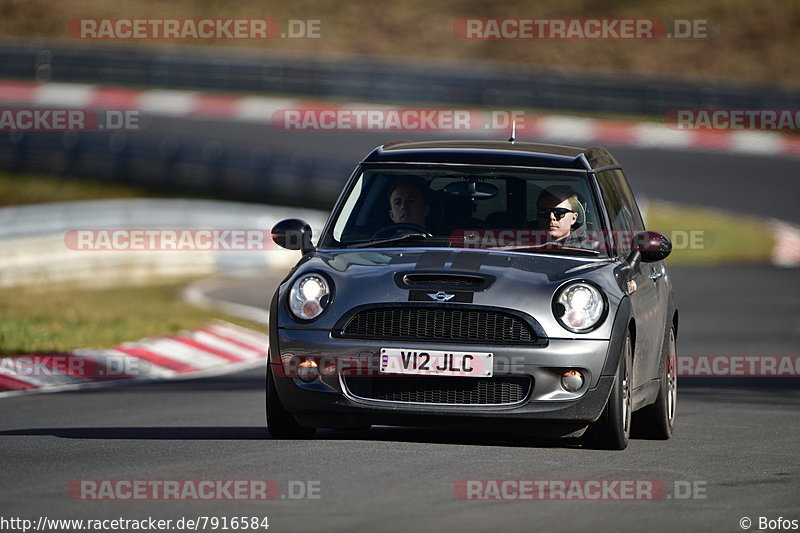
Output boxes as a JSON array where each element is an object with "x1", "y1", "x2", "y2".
[
  {"x1": 340, "y1": 307, "x2": 535, "y2": 343},
  {"x1": 344, "y1": 376, "x2": 531, "y2": 405}
]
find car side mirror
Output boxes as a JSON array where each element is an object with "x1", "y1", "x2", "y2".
[
  {"x1": 271, "y1": 219, "x2": 314, "y2": 253},
  {"x1": 633, "y1": 231, "x2": 672, "y2": 263}
]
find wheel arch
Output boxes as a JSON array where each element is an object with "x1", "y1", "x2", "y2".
[
  {"x1": 601, "y1": 297, "x2": 633, "y2": 377},
  {"x1": 672, "y1": 309, "x2": 679, "y2": 336},
  {"x1": 628, "y1": 318, "x2": 637, "y2": 362}
]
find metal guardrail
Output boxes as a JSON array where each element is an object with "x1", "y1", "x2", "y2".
[
  {"x1": 1, "y1": 39, "x2": 798, "y2": 115},
  {"x1": 0, "y1": 198, "x2": 328, "y2": 287},
  {"x1": 0, "y1": 123, "x2": 353, "y2": 209}
]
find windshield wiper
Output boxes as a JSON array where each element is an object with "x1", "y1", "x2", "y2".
[{"x1": 348, "y1": 233, "x2": 431, "y2": 248}]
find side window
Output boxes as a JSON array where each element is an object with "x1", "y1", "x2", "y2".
[
  {"x1": 612, "y1": 169, "x2": 645, "y2": 231},
  {"x1": 596, "y1": 169, "x2": 644, "y2": 253}
]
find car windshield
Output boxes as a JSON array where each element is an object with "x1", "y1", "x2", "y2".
[{"x1": 319, "y1": 165, "x2": 606, "y2": 256}]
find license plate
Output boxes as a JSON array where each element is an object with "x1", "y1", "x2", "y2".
[{"x1": 380, "y1": 348, "x2": 493, "y2": 377}]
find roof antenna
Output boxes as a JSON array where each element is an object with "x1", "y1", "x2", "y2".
[{"x1": 508, "y1": 120, "x2": 516, "y2": 144}]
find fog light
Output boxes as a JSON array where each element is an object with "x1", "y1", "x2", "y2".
[
  {"x1": 297, "y1": 359, "x2": 319, "y2": 383},
  {"x1": 561, "y1": 370, "x2": 584, "y2": 392}
]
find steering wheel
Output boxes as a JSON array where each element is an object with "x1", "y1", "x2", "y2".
[{"x1": 371, "y1": 223, "x2": 433, "y2": 239}]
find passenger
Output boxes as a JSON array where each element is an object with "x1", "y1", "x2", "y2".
[{"x1": 535, "y1": 185, "x2": 581, "y2": 244}]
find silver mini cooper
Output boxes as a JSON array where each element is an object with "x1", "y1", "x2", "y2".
[{"x1": 267, "y1": 140, "x2": 678, "y2": 450}]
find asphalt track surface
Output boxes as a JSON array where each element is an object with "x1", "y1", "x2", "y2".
[{"x1": 1, "y1": 117, "x2": 799, "y2": 533}]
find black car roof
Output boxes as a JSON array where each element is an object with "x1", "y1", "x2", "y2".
[{"x1": 361, "y1": 140, "x2": 619, "y2": 171}]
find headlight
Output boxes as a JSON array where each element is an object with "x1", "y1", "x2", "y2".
[
  {"x1": 554, "y1": 282, "x2": 606, "y2": 333},
  {"x1": 289, "y1": 274, "x2": 331, "y2": 321}
]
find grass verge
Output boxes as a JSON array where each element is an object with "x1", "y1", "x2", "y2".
[
  {"x1": 0, "y1": 280, "x2": 265, "y2": 355},
  {"x1": 646, "y1": 201, "x2": 774, "y2": 265},
  {"x1": 0, "y1": 170, "x2": 160, "y2": 207}
]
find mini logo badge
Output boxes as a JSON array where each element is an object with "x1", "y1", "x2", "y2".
[{"x1": 428, "y1": 291, "x2": 455, "y2": 302}]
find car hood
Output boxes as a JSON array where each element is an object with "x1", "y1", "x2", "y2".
[{"x1": 278, "y1": 248, "x2": 624, "y2": 339}]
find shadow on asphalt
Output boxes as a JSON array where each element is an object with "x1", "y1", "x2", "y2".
[
  {"x1": 6, "y1": 427, "x2": 585, "y2": 450},
  {"x1": 313, "y1": 426, "x2": 583, "y2": 449},
  {"x1": 0, "y1": 423, "x2": 580, "y2": 448},
  {"x1": 0, "y1": 424, "x2": 589, "y2": 449},
  {"x1": 0, "y1": 426, "x2": 269, "y2": 439}
]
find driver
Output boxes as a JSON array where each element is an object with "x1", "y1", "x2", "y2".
[{"x1": 387, "y1": 177, "x2": 431, "y2": 229}]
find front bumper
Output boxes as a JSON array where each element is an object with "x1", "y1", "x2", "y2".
[{"x1": 271, "y1": 327, "x2": 617, "y2": 436}]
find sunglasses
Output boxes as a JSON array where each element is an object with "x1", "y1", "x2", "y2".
[{"x1": 537, "y1": 207, "x2": 575, "y2": 220}]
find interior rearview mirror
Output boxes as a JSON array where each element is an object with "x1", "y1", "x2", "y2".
[{"x1": 444, "y1": 181, "x2": 498, "y2": 199}]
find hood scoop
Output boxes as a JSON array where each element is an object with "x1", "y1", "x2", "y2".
[{"x1": 395, "y1": 272, "x2": 495, "y2": 291}]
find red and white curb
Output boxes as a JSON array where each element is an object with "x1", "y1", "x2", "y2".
[
  {"x1": 0, "y1": 320, "x2": 268, "y2": 398},
  {"x1": 1, "y1": 81, "x2": 800, "y2": 158}
]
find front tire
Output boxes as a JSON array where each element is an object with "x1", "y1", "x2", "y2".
[
  {"x1": 266, "y1": 364, "x2": 316, "y2": 439},
  {"x1": 634, "y1": 326, "x2": 677, "y2": 439},
  {"x1": 584, "y1": 331, "x2": 632, "y2": 450}
]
